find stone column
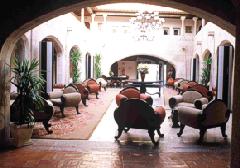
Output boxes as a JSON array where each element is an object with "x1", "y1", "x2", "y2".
[
  {"x1": 180, "y1": 16, "x2": 186, "y2": 36},
  {"x1": 192, "y1": 17, "x2": 198, "y2": 35},
  {"x1": 103, "y1": 14, "x2": 107, "y2": 31},
  {"x1": 90, "y1": 14, "x2": 96, "y2": 30},
  {"x1": 231, "y1": 6, "x2": 240, "y2": 168},
  {"x1": 202, "y1": 18, "x2": 206, "y2": 27},
  {"x1": 81, "y1": 8, "x2": 85, "y2": 23}
]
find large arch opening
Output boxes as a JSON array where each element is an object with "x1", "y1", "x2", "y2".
[{"x1": 0, "y1": 1, "x2": 239, "y2": 167}]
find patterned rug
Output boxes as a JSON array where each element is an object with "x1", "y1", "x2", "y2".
[{"x1": 32, "y1": 88, "x2": 120, "y2": 140}]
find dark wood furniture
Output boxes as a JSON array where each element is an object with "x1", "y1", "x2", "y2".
[
  {"x1": 114, "y1": 87, "x2": 166, "y2": 145},
  {"x1": 83, "y1": 78, "x2": 100, "y2": 99},
  {"x1": 10, "y1": 98, "x2": 54, "y2": 134},
  {"x1": 73, "y1": 83, "x2": 89, "y2": 106},
  {"x1": 106, "y1": 75, "x2": 129, "y2": 88},
  {"x1": 177, "y1": 99, "x2": 231, "y2": 143},
  {"x1": 125, "y1": 80, "x2": 163, "y2": 97}
]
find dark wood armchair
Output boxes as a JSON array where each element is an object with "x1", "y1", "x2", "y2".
[{"x1": 83, "y1": 78, "x2": 101, "y2": 99}]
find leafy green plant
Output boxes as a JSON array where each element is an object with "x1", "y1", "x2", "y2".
[
  {"x1": 95, "y1": 53, "x2": 102, "y2": 78},
  {"x1": 70, "y1": 49, "x2": 82, "y2": 83},
  {"x1": 201, "y1": 57, "x2": 212, "y2": 87},
  {"x1": 11, "y1": 58, "x2": 45, "y2": 127}
]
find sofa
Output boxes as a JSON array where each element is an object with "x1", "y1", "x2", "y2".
[
  {"x1": 114, "y1": 87, "x2": 166, "y2": 145},
  {"x1": 177, "y1": 99, "x2": 231, "y2": 143}
]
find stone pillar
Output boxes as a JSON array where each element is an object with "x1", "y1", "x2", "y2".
[
  {"x1": 192, "y1": 17, "x2": 198, "y2": 35},
  {"x1": 231, "y1": 7, "x2": 240, "y2": 168},
  {"x1": 180, "y1": 16, "x2": 186, "y2": 36},
  {"x1": 103, "y1": 14, "x2": 107, "y2": 31},
  {"x1": 90, "y1": 14, "x2": 96, "y2": 30},
  {"x1": 202, "y1": 18, "x2": 206, "y2": 27},
  {"x1": 81, "y1": 8, "x2": 85, "y2": 23}
]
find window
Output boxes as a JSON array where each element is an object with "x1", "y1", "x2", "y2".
[
  {"x1": 185, "y1": 26, "x2": 192, "y2": 33},
  {"x1": 173, "y1": 28, "x2": 180, "y2": 35},
  {"x1": 163, "y1": 27, "x2": 169, "y2": 35}
]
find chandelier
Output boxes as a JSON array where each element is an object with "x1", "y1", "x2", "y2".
[{"x1": 130, "y1": 11, "x2": 165, "y2": 41}]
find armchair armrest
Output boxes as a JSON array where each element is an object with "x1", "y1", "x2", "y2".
[
  {"x1": 194, "y1": 97, "x2": 208, "y2": 109},
  {"x1": 48, "y1": 90, "x2": 63, "y2": 99},
  {"x1": 168, "y1": 95, "x2": 183, "y2": 108},
  {"x1": 140, "y1": 93, "x2": 153, "y2": 106},
  {"x1": 116, "y1": 94, "x2": 127, "y2": 106}
]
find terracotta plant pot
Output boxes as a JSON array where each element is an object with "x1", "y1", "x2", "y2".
[{"x1": 10, "y1": 124, "x2": 33, "y2": 148}]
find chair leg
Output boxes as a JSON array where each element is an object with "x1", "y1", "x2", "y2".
[
  {"x1": 177, "y1": 124, "x2": 185, "y2": 137},
  {"x1": 148, "y1": 129, "x2": 159, "y2": 145},
  {"x1": 157, "y1": 129, "x2": 164, "y2": 137},
  {"x1": 82, "y1": 98, "x2": 87, "y2": 106},
  {"x1": 60, "y1": 106, "x2": 65, "y2": 118},
  {"x1": 124, "y1": 127, "x2": 130, "y2": 133},
  {"x1": 104, "y1": 87, "x2": 106, "y2": 91},
  {"x1": 115, "y1": 128, "x2": 123, "y2": 140},
  {"x1": 76, "y1": 106, "x2": 80, "y2": 114},
  {"x1": 43, "y1": 121, "x2": 53, "y2": 134},
  {"x1": 96, "y1": 92, "x2": 99, "y2": 99},
  {"x1": 198, "y1": 128, "x2": 207, "y2": 143},
  {"x1": 221, "y1": 123, "x2": 227, "y2": 138}
]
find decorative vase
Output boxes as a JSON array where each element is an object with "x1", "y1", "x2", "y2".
[{"x1": 140, "y1": 72, "x2": 145, "y2": 82}]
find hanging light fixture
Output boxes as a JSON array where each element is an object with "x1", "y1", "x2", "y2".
[{"x1": 130, "y1": 11, "x2": 165, "y2": 41}]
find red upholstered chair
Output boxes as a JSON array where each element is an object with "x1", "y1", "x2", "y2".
[
  {"x1": 116, "y1": 87, "x2": 153, "y2": 106},
  {"x1": 83, "y1": 78, "x2": 101, "y2": 99},
  {"x1": 188, "y1": 84, "x2": 213, "y2": 101},
  {"x1": 73, "y1": 83, "x2": 89, "y2": 106},
  {"x1": 114, "y1": 87, "x2": 165, "y2": 145},
  {"x1": 182, "y1": 81, "x2": 198, "y2": 92}
]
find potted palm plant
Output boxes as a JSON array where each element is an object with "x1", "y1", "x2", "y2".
[{"x1": 10, "y1": 58, "x2": 45, "y2": 147}]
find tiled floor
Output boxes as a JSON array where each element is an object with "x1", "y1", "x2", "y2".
[{"x1": 0, "y1": 87, "x2": 231, "y2": 168}]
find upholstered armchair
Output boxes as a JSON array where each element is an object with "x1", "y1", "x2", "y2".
[
  {"x1": 11, "y1": 98, "x2": 54, "y2": 134},
  {"x1": 169, "y1": 90, "x2": 208, "y2": 110},
  {"x1": 168, "y1": 90, "x2": 208, "y2": 128},
  {"x1": 114, "y1": 97, "x2": 166, "y2": 145},
  {"x1": 177, "y1": 99, "x2": 231, "y2": 143},
  {"x1": 73, "y1": 83, "x2": 89, "y2": 106},
  {"x1": 48, "y1": 84, "x2": 81, "y2": 117},
  {"x1": 116, "y1": 87, "x2": 153, "y2": 106},
  {"x1": 83, "y1": 78, "x2": 101, "y2": 99},
  {"x1": 96, "y1": 77, "x2": 107, "y2": 91}
]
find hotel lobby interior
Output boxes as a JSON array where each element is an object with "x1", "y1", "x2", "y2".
[{"x1": 0, "y1": 1, "x2": 240, "y2": 167}]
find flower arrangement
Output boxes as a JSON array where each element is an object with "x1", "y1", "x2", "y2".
[{"x1": 137, "y1": 64, "x2": 149, "y2": 74}]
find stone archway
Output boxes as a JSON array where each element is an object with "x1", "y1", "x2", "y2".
[{"x1": 0, "y1": 1, "x2": 240, "y2": 167}]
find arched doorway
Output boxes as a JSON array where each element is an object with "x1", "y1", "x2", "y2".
[
  {"x1": 0, "y1": 1, "x2": 239, "y2": 167},
  {"x1": 85, "y1": 52, "x2": 92, "y2": 79},
  {"x1": 191, "y1": 54, "x2": 200, "y2": 82},
  {"x1": 216, "y1": 41, "x2": 234, "y2": 109},
  {"x1": 110, "y1": 55, "x2": 175, "y2": 82},
  {"x1": 40, "y1": 37, "x2": 63, "y2": 93}
]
